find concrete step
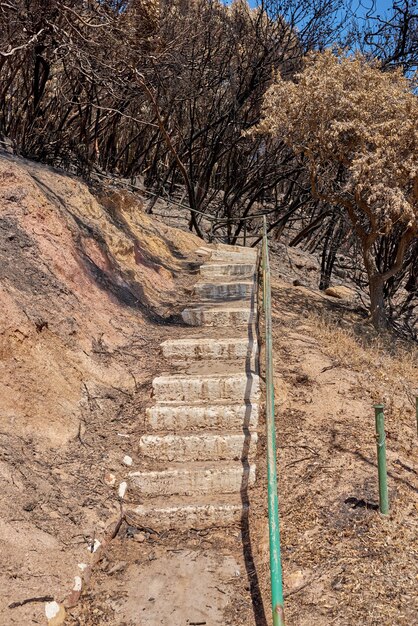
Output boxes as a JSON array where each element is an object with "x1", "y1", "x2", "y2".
[
  {"x1": 127, "y1": 494, "x2": 247, "y2": 530},
  {"x1": 211, "y1": 249, "x2": 258, "y2": 263},
  {"x1": 200, "y1": 263, "x2": 255, "y2": 279},
  {"x1": 195, "y1": 246, "x2": 213, "y2": 256},
  {"x1": 152, "y1": 373, "x2": 260, "y2": 403},
  {"x1": 180, "y1": 360, "x2": 257, "y2": 377},
  {"x1": 161, "y1": 337, "x2": 257, "y2": 362},
  {"x1": 215, "y1": 244, "x2": 258, "y2": 260},
  {"x1": 194, "y1": 280, "x2": 254, "y2": 301},
  {"x1": 129, "y1": 461, "x2": 256, "y2": 496},
  {"x1": 145, "y1": 402, "x2": 259, "y2": 432},
  {"x1": 210, "y1": 255, "x2": 257, "y2": 266},
  {"x1": 216, "y1": 243, "x2": 257, "y2": 254},
  {"x1": 139, "y1": 432, "x2": 258, "y2": 462},
  {"x1": 182, "y1": 303, "x2": 256, "y2": 327}
]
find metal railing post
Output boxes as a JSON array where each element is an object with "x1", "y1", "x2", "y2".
[
  {"x1": 415, "y1": 395, "x2": 418, "y2": 437},
  {"x1": 374, "y1": 404, "x2": 389, "y2": 515},
  {"x1": 262, "y1": 217, "x2": 285, "y2": 625}
]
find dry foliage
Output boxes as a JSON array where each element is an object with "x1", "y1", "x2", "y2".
[
  {"x1": 305, "y1": 310, "x2": 418, "y2": 408},
  {"x1": 0, "y1": 0, "x2": 346, "y2": 236},
  {"x1": 1, "y1": 4, "x2": 416, "y2": 335},
  {"x1": 253, "y1": 49, "x2": 418, "y2": 330}
]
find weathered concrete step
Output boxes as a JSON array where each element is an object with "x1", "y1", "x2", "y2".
[
  {"x1": 215, "y1": 244, "x2": 258, "y2": 260},
  {"x1": 194, "y1": 280, "x2": 254, "y2": 301},
  {"x1": 181, "y1": 360, "x2": 257, "y2": 377},
  {"x1": 216, "y1": 243, "x2": 257, "y2": 254},
  {"x1": 161, "y1": 337, "x2": 257, "y2": 361},
  {"x1": 129, "y1": 462, "x2": 256, "y2": 496},
  {"x1": 152, "y1": 373, "x2": 260, "y2": 403},
  {"x1": 139, "y1": 432, "x2": 258, "y2": 462},
  {"x1": 182, "y1": 304, "x2": 255, "y2": 327},
  {"x1": 200, "y1": 263, "x2": 255, "y2": 279},
  {"x1": 211, "y1": 249, "x2": 258, "y2": 262},
  {"x1": 195, "y1": 246, "x2": 213, "y2": 256},
  {"x1": 145, "y1": 402, "x2": 259, "y2": 432},
  {"x1": 127, "y1": 494, "x2": 247, "y2": 530}
]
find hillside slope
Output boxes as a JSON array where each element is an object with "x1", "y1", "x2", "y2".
[
  {"x1": 0, "y1": 152, "x2": 416, "y2": 626},
  {"x1": 0, "y1": 152, "x2": 202, "y2": 624}
]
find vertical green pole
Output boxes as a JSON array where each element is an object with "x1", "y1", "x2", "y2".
[
  {"x1": 263, "y1": 217, "x2": 285, "y2": 625},
  {"x1": 374, "y1": 404, "x2": 389, "y2": 515},
  {"x1": 416, "y1": 396, "x2": 418, "y2": 437}
]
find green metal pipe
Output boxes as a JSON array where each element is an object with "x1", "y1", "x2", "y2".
[
  {"x1": 416, "y1": 395, "x2": 418, "y2": 437},
  {"x1": 374, "y1": 404, "x2": 389, "y2": 515},
  {"x1": 263, "y1": 217, "x2": 285, "y2": 625}
]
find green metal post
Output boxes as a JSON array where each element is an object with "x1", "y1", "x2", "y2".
[
  {"x1": 263, "y1": 217, "x2": 285, "y2": 625},
  {"x1": 374, "y1": 404, "x2": 389, "y2": 515},
  {"x1": 416, "y1": 396, "x2": 418, "y2": 437}
]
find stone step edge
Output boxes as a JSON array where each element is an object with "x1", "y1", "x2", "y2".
[
  {"x1": 144, "y1": 403, "x2": 259, "y2": 431},
  {"x1": 139, "y1": 432, "x2": 258, "y2": 462},
  {"x1": 128, "y1": 463, "x2": 256, "y2": 496},
  {"x1": 160, "y1": 337, "x2": 257, "y2": 346},
  {"x1": 195, "y1": 278, "x2": 256, "y2": 286},
  {"x1": 126, "y1": 500, "x2": 248, "y2": 530},
  {"x1": 153, "y1": 373, "x2": 260, "y2": 382},
  {"x1": 182, "y1": 303, "x2": 255, "y2": 310},
  {"x1": 143, "y1": 427, "x2": 259, "y2": 436},
  {"x1": 160, "y1": 339, "x2": 258, "y2": 358},
  {"x1": 140, "y1": 430, "x2": 258, "y2": 438},
  {"x1": 147, "y1": 400, "x2": 260, "y2": 408}
]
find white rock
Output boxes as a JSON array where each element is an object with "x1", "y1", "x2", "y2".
[
  {"x1": 123, "y1": 455, "x2": 133, "y2": 467},
  {"x1": 78, "y1": 563, "x2": 88, "y2": 571},
  {"x1": 45, "y1": 601, "x2": 66, "y2": 625},
  {"x1": 118, "y1": 481, "x2": 127, "y2": 498},
  {"x1": 73, "y1": 576, "x2": 82, "y2": 591},
  {"x1": 45, "y1": 602, "x2": 60, "y2": 620},
  {"x1": 104, "y1": 471, "x2": 116, "y2": 486},
  {"x1": 89, "y1": 539, "x2": 101, "y2": 553}
]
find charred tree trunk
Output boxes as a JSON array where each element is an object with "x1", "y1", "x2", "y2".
[
  {"x1": 363, "y1": 245, "x2": 388, "y2": 331},
  {"x1": 369, "y1": 273, "x2": 387, "y2": 331}
]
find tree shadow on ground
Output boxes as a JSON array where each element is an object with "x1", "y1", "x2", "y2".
[
  {"x1": 271, "y1": 283, "x2": 409, "y2": 358},
  {"x1": 29, "y1": 171, "x2": 201, "y2": 324},
  {"x1": 240, "y1": 289, "x2": 268, "y2": 626}
]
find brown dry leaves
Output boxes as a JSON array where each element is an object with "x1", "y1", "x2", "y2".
[
  {"x1": 253, "y1": 49, "x2": 418, "y2": 234},
  {"x1": 305, "y1": 310, "x2": 418, "y2": 409}
]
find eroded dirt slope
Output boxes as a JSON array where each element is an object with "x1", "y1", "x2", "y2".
[{"x1": 0, "y1": 152, "x2": 202, "y2": 625}]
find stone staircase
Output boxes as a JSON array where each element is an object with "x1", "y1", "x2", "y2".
[{"x1": 128, "y1": 243, "x2": 259, "y2": 529}]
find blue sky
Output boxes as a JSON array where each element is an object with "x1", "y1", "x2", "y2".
[
  {"x1": 223, "y1": 1, "x2": 398, "y2": 40},
  {"x1": 230, "y1": 1, "x2": 395, "y2": 14}
]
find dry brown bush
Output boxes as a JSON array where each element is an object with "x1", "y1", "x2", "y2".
[{"x1": 252, "y1": 50, "x2": 418, "y2": 331}]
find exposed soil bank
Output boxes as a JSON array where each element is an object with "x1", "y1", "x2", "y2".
[{"x1": 0, "y1": 153, "x2": 201, "y2": 625}]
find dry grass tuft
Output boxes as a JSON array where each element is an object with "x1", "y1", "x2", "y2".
[{"x1": 305, "y1": 311, "x2": 418, "y2": 415}]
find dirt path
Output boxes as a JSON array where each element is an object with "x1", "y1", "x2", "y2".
[{"x1": 68, "y1": 244, "x2": 263, "y2": 626}]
